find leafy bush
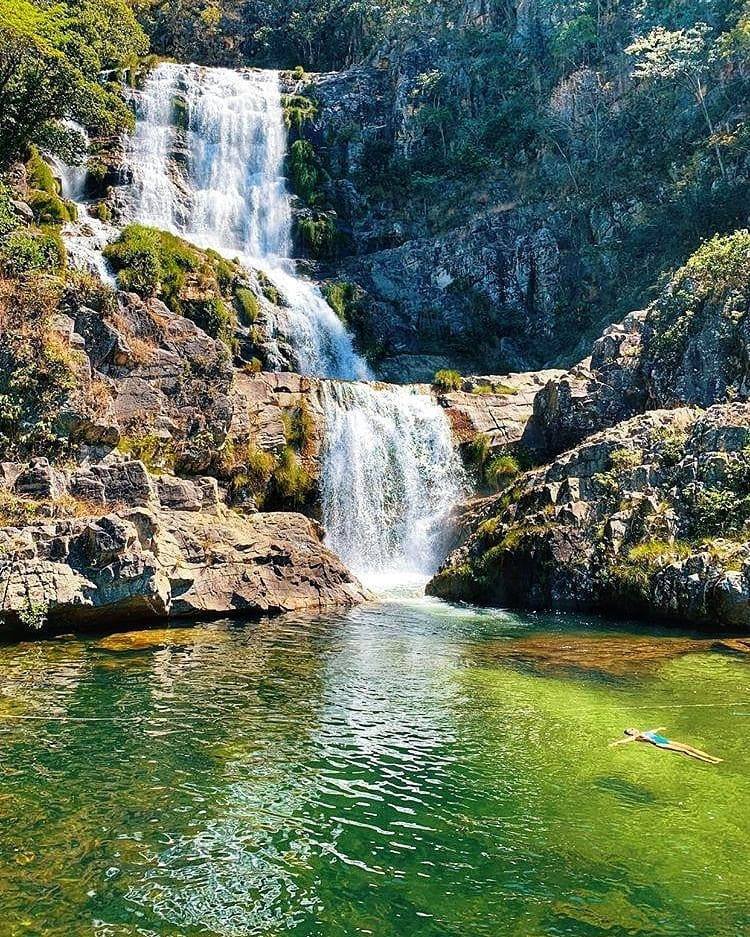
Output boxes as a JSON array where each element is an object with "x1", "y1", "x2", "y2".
[
  {"x1": 288, "y1": 139, "x2": 324, "y2": 206},
  {"x1": 235, "y1": 286, "x2": 260, "y2": 322},
  {"x1": 0, "y1": 228, "x2": 65, "y2": 275},
  {"x1": 25, "y1": 148, "x2": 58, "y2": 195},
  {"x1": 104, "y1": 224, "x2": 243, "y2": 348},
  {"x1": 104, "y1": 224, "x2": 163, "y2": 294},
  {"x1": 0, "y1": 273, "x2": 77, "y2": 457},
  {"x1": 0, "y1": 183, "x2": 19, "y2": 237}
]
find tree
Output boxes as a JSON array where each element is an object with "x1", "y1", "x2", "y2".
[
  {"x1": 626, "y1": 24, "x2": 726, "y2": 178},
  {"x1": 0, "y1": 0, "x2": 146, "y2": 168}
]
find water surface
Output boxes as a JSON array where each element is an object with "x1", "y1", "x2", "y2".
[{"x1": 0, "y1": 596, "x2": 748, "y2": 936}]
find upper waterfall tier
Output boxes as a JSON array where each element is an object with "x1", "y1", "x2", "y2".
[
  {"x1": 125, "y1": 63, "x2": 369, "y2": 381},
  {"x1": 128, "y1": 64, "x2": 291, "y2": 260}
]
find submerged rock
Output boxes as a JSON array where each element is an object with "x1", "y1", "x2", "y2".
[{"x1": 478, "y1": 633, "x2": 739, "y2": 678}]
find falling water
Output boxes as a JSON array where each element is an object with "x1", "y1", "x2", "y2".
[
  {"x1": 126, "y1": 63, "x2": 368, "y2": 380},
  {"x1": 321, "y1": 382, "x2": 466, "y2": 588},
  {"x1": 123, "y1": 62, "x2": 463, "y2": 587},
  {"x1": 52, "y1": 123, "x2": 118, "y2": 285}
]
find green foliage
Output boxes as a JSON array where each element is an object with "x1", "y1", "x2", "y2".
[
  {"x1": 0, "y1": 228, "x2": 65, "y2": 275},
  {"x1": 648, "y1": 231, "x2": 750, "y2": 365},
  {"x1": 235, "y1": 286, "x2": 260, "y2": 323},
  {"x1": 270, "y1": 446, "x2": 312, "y2": 507},
  {"x1": 0, "y1": 273, "x2": 76, "y2": 457},
  {"x1": 104, "y1": 224, "x2": 242, "y2": 348},
  {"x1": 0, "y1": 0, "x2": 146, "y2": 167},
  {"x1": 691, "y1": 486, "x2": 750, "y2": 537},
  {"x1": 26, "y1": 148, "x2": 58, "y2": 194},
  {"x1": 257, "y1": 271, "x2": 281, "y2": 305},
  {"x1": 116, "y1": 431, "x2": 176, "y2": 473},
  {"x1": 288, "y1": 139, "x2": 324, "y2": 206},
  {"x1": 295, "y1": 212, "x2": 339, "y2": 258},
  {"x1": 471, "y1": 382, "x2": 518, "y2": 396},
  {"x1": 281, "y1": 94, "x2": 317, "y2": 131},
  {"x1": 282, "y1": 402, "x2": 314, "y2": 451},
  {"x1": 0, "y1": 184, "x2": 20, "y2": 237},
  {"x1": 433, "y1": 369, "x2": 463, "y2": 392},
  {"x1": 27, "y1": 190, "x2": 75, "y2": 225},
  {"x1": 105, "y1": 224, "x2": 163, "y2": 294},
  {"x1": 485, "y1": 455, "x2": 521, "y2": 492},
  {"x1": 18, "y1": 598, "x2": 49, "y2": 633},
  {"x1": 323, "y1": 281, "x2": 358, "y2": 323},
  {"x1": 609, "y1": 538, "x2": 692, "y2": 603},
  {"x1": 93, "y1": 201, "x2": 112, "y2": 223}
]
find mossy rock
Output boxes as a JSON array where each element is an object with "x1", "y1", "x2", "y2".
[
  {"x1": 104, "y1": 224, "x2": 241, "y2": 349},
  {"x1": 234, "y1": 286, "x2": 260, "y2": 323},
  {"x1": 27, "y1": 190, "x2": 75, "y2": 225},
  {"x1": 26, "y1": 148, "x2": 59, "y2": 196}
]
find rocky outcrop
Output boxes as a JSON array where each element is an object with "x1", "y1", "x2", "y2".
[
  {"x1": 437, "y1": 369, "x2": 565, "y2": 452},
  {"x1": 531, "y1": 232, "x2": 750, "y2": 458},
  {"x1": 428, "y1": 404, "x2": 750, "y2": 629},
  {"x1": 0, "y1": 503, "x2": 369, "y2": 632},
  {"x1": 304, "y1": 61, "x2": 580, "y2": 379},
  {"x1": 531, "y1": 311, "x2": 648, "y2": 457},
  {"x1": 339, "y1": 213, "x2": 566, "y2": 379}
]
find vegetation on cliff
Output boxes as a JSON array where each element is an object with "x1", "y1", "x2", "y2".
[{"x1": 0, "y1": 0, "x2": 146, "y2": 167}]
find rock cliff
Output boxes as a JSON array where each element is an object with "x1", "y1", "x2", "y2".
[{"x1": 429, "y1": 404, "x2": 750, "y2": 629}]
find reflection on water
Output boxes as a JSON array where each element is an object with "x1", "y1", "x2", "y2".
[{"x1": 0, "y1": 599, "x2": 749, "y2": 936}]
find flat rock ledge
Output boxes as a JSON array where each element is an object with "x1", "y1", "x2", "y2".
[{"x1": 0, "y1": 506, "x2": 370, "y2": 633}]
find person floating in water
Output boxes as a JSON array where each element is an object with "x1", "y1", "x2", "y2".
[{"x1": 610, "y1": 728, "x2": 722, "y2": 764}]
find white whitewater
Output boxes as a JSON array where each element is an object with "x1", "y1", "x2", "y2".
[
  {"x1": 127, "y1": 62, "x2": 368, "y2": 380},
  {"x1": 321, "y1": 382, "x2": 466, "y2": 588},
  {"x1": 53, "y1": 124, "x2": 118, "y2": 285}
]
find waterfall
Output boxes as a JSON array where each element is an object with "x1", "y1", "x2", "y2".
[
  {"x1": 126, "y1": 63, "x2": 368, "y2": 381},
  {"x1": 121, "y1": 62, "x2": 464, "y2": 590},
  {"x1": 52, "y1": 123, "x2": 118, "y2": 286},
  {"x1": 321, "y1": 383, "x2": 466, "y2": 588}
]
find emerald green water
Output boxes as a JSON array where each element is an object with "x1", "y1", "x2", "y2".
[{"x1": 0, "y1": 596, "x2": 749, "y2": 936}]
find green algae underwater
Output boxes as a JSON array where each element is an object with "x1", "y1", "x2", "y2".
[{"x1": 0, "y1": 596, "x2": 748, "y2": 936}]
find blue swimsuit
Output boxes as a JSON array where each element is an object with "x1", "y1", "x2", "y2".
[{"x1": 642, "y1": 730, "x2": 670, "y2": 747}]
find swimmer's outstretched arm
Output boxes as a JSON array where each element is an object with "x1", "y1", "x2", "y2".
[{"x1": 609, "y1": 737, "x2": 636, "y2": 747}]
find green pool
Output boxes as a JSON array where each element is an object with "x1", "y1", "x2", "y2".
[{"x1": 0, "y1": 595, "x2": 748, "y2": 936}]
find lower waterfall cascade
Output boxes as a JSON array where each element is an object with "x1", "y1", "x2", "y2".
[{"x1": 320, "y1": 382, "x2": 466, "y2": 586}]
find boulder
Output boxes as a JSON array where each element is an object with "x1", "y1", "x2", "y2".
[{"x1": 0, "y1": 505, "x2": 370, "y2": 632}]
